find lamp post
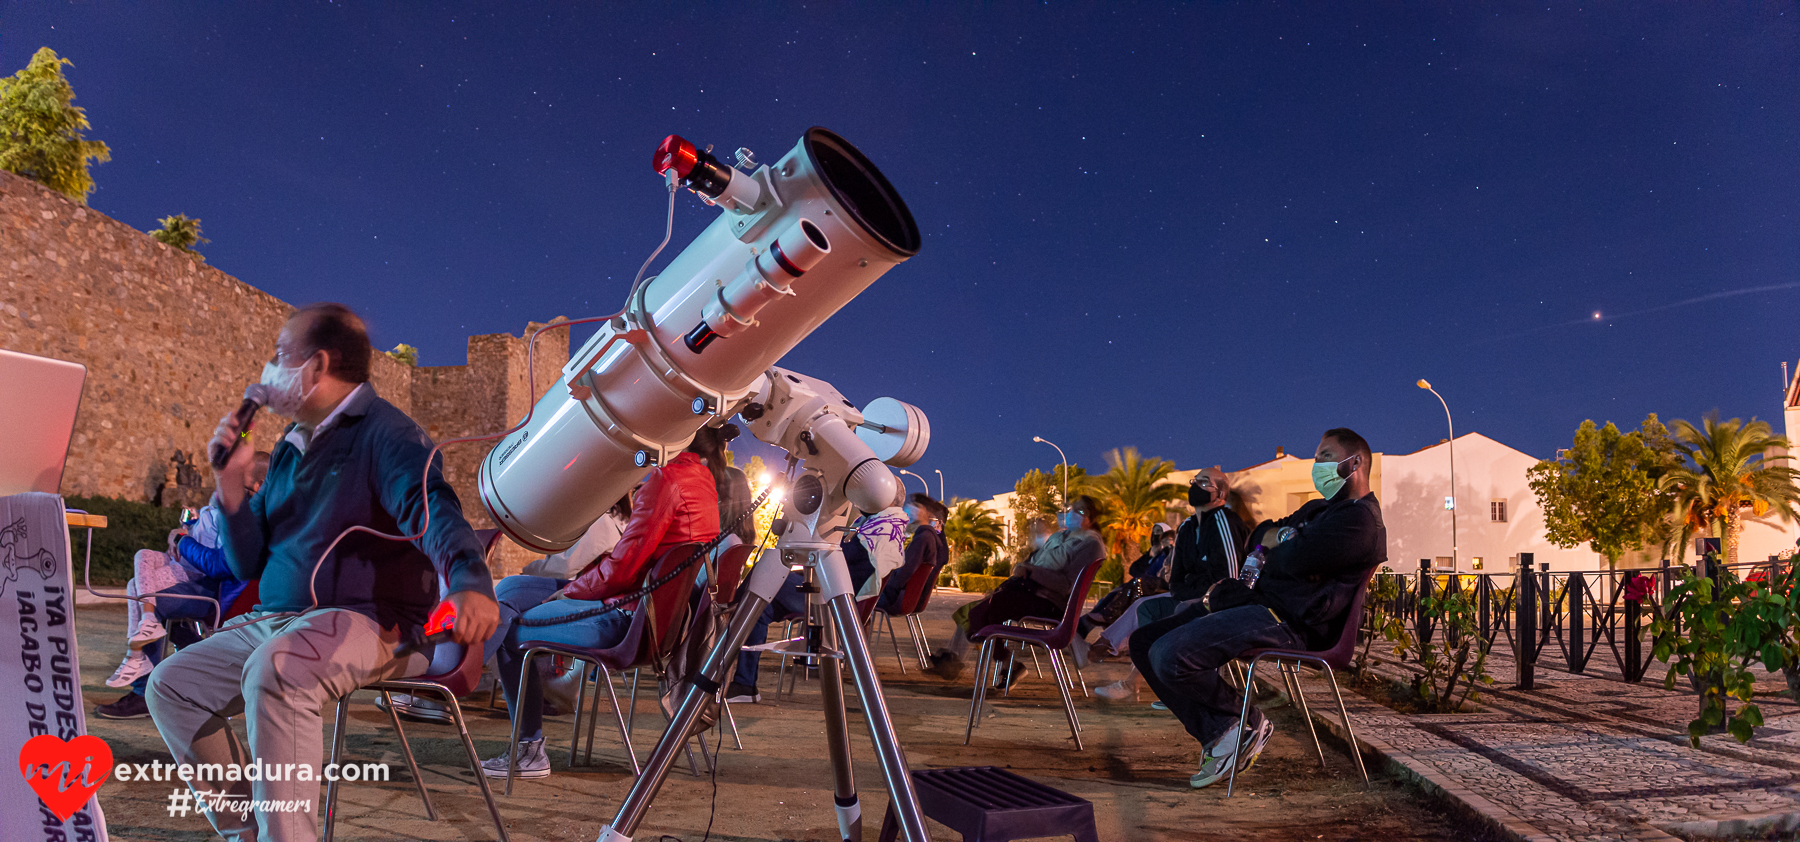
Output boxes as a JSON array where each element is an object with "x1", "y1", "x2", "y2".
[
  {"x1": 933, "y1": 469, "x2": 945, "y2": 501},
  {"x1": 1032, "y1": 436, "x2": 1070, "y2": 512},
  {"x1": 897, "y1": 469, "x2": 930, "y2": 497},
  {"x1": 1417, "y1": 379, "x2": 1457, "y2": 572}
]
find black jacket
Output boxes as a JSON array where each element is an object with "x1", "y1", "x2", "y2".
[
  {"x1": 877, "y1": 524, "x2": 947, "y2": 611},
  {"x1": 1245, "y1": 489, "x2": 1387, "y2": 650},
  {"x1": 1168, "y1": 507, "x2": 1248, "y2": 603}
]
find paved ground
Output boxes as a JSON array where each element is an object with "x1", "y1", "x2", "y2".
[
  {"x1": 1337, "y1": 640, "x2": 1800, "y2": 842},
  {"x1": 77, "y1": 590, "x2": 1489, "y2": 842}
]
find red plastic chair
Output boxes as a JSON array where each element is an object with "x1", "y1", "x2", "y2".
[
  {"x1": 322, "y1": 528, "x2": 509, "y2": 842},
  {"x1": 963, "y1": 556, "x2": 1107, "y2": 750},
  {"x1": 506, "y1": 542, "x2": 705, "y2": 793},
  {"x1": 868, "y1": 561, "x2": 942, "y2": 672},
  {"x1": 1226, "y1": 566, "x2": 1378, "y2": 796}
]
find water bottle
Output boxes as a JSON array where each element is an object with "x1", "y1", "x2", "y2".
[{"x1": 1240, "y1": 545, "x2": 1267, "y2": 588}]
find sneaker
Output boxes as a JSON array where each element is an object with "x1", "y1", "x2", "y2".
[
  {"x1": 928, "y1": 652, "x2": 965, "y2": 681},
  {"x1": 480, "y1": 738, "x2": 550, "y2": 779},
  {"x1": 1150, "y1": 700, "x2": 1169, "y2": 711},
  {"x1": 1093, "y1": 679, "x2": 1136, "y2": 703},
  {"x1": 724, "y1": 682, "x2": 760, "y2": 704},
  {"x1": 1237, "y1": 716, "x2": 1275, "y2": 772},
  {"x1": 95, "y1": 692, "x2": 151, "y2": 720},
  {"x1": 1189, "y1": 724, "x2": 1244, "y2": 789},
  {"x1": 106, "y1": 651, "x2": 155, "y2": 689},
  {"x1": 376, "y1": 692, "x2": 453, "y2": 725},
  {"x1": 129, "y1": 613, "x2": 168, "y2": 645},
  {"x1": 999, "y1": 659, "x2": 1027, "y2": 690}
]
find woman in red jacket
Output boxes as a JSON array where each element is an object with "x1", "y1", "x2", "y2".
[{"x1": 480, "y1": 429, "x2": 724, "y2": 779}]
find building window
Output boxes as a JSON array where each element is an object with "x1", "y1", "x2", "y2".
[{"x1": 1491, "y1": 500, "x2": 1507, "y2": 523}]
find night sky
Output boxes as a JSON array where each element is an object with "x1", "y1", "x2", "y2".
[{"x1": 5, "y1": 4, "x2": 1795, "y2": 501}]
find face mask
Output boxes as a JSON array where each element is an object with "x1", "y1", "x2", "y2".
[
  {"x1": 1059, "y1": 510, "x2": 1083, "y2": 530},
  {"x1": 1312, "y1": 461, "x2": 1347, "y2": 499},
  {"x1": 260, "y1": 359, "x2": 316, "y2": 418},
  {"x1": 1188, "y1": 484, "x2": 1213, "y2": 507}
]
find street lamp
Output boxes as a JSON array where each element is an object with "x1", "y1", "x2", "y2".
[
  {"x1": 1032, "y1": 436, "x2": 1070, "y2": 512},
  {"x1": 933, "y1": 469, "x2": 945, "y2": 501},
  {"x1": 897, "y1": 469, "x2": 930, "y2": 498},
  {"x1": 1417, "y1": 379, "x2": 1457, "y2": 572}
]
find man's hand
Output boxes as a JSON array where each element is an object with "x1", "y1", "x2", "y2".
[
  {"x1": 209, "y1": 409, "x2": 256, "y2": 514},
  {"x1": 445, "y1": 590, "x2": 499, "y2": 647}
]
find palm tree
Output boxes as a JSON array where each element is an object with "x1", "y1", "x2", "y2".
[
  {"x1": 149, "y1": 213, "x2": 209, "y2": 261},
  {"x1": 1091, "y1": 447, "x2": 1184, "y2": 562},
  {"x1": 1659, "y1": 415, "x2": 1800, "y2": 566},
  {"x1": 943, "y1": 498, "x2": 1005, "y2": 562}
]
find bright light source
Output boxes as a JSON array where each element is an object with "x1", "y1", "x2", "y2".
[
  {"x1": 1592, "y1": 311, "x2": 1602, "y2": 320},
  {"x1": 757, "y1": 472, "x2": 772, "y2": 486},
  {"x1": 1444, "y1": 496, "x2": 1456, "y2": 511},
  {"x1": 769, "y1": 489, "x2": 784, "y2": 503}
]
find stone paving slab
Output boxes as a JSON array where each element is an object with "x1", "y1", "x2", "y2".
[{"x1": 1291, "y1": 647, "x2": 1800, "y2": 842}]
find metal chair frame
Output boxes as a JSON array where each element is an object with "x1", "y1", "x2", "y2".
[{"x1": 963, "y1": 558, "x2": 1106, "y2": 751}]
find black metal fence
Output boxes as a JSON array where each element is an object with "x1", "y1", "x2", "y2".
[{"x1": 1366, "y1": 553, "x2": 1794, "y2": 689}]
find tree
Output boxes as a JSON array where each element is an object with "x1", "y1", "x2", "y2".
[
  {"x1": 1091, "y1": 447, "x2": 1183, "y2": 563},
  {"x1": 943, "y1": 498, "x2": 1004, "y2": 568},
  {"x1": 1007, "y1": 469, "x2": 1058, "y2": 562},
  {"x1": 1660, "y1": 414, "x2": 1800, "y2": 566},
  {"x1": 1050, "y1": 463, "x2": 1094, "y2": 510},
  {"x1": 1527, "y1": 415, "x2": 1678, "y2": 568},
  {"x1": 145, "y1": 213, "x2": 211, "y2": 263},
  {"x1": 387, "y1": 343, "x2": 420, "y2": 366},
  {"x1": 0, "y1": 48, "x2": 110, "y2": 204}
]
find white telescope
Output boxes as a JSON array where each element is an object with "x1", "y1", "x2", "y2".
[{"x1": 478, "y1": 128, "x2": 921, "y2": 552}]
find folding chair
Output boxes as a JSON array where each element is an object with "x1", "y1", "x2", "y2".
[
  {"x1": 1226, "y1": 569, "x2": 1377, "y2": 796},
  {"x1": 507, "y1": 542, "x2": 705, "y2": 794},
  {"x1": 867, "y1": 561, "x2": 940, "y2": 673},
  {"x1": 963, "y1": 557, "x2": 1106, "y2": 750}
]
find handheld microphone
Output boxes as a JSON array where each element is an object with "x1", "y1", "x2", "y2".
[{"x1": 210, "y1": 384, "x2": 270, "y2": 471}]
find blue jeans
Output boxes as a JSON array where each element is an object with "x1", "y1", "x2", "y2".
[
  {"x1": 485, "y1": 575, "x2": 568, "y2": 667},
  {"x1": 1129, "y1": 604, "x2": 1302, "y2": 747},
  {"x1": 500, "y1": 595, "x2": 630, "y2": 741},
  {"x1": 734, "y1": 571, "x2": 808, "y2": 689}
]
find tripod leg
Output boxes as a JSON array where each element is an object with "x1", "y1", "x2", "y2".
[
  {"x1": 825, "y1": 591, "x2": 929, "y2": 842},
  {"x1": 819, "y1": 606, "x2": 863, "y2": 842},
  {"x1": 599, "y1": 550, "x2": 787, "y2": 841}
]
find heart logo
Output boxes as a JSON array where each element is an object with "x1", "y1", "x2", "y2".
[{"x1": 18, "y1": 734, "x2": 114, "y2": 822}]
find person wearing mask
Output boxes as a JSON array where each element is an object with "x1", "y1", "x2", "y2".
[
  {"x1": 480, "y1": 431, "x2": 722, "y2": 779},
  {"x1": 1093, "y1": 467, "x2": 1246, "y2": 698},
  {"x1": 875, "y1": 493, "x2": 948, "y2": 614},
  {"x1": 96, "y1": 452, "x2": 271, "y2": 720},
  {"x1": 1130, "y1": 428, "x2": 1386, "y2": 789},
  {"x1": 928, "y1": 495, "x2": 1105, "y2": 684},
  {"x1": 1078, "y1": 523, "x2": 1174, "y2": 642},
  {"x1": 150, "y1": 304, "x2": 500, "y2": 841}
]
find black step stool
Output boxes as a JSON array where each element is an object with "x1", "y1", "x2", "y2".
[{"x1": 878, "y1": 766, "x2": 1099, "y2": 842}]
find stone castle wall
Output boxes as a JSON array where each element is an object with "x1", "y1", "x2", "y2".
[{"x1": 1, "y1": 169, "x2": 569, "y2": 575}]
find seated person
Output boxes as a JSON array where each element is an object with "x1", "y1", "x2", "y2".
[
  {"x1": 1093, "y1": 468, "x2": 1246, "y2": 674},
  {"x1": 927, "y1": 495, "x2": 1105, "y2": 684},
  {"x1": 1079, "y1": 522, "x2": 1174, "y2": 640},
  {"x1": 95, "y1": 452, "x2": 270, "y2": 720},
  {"x1": 480, "y1": 430, "x2": 723, "y2": 779},
  {"x1": 381, "y1": 492, "x2": 633, "y2": 724},
  {"x1": 725, "y1": 487, "x2": 914, "y2": 704},
  {"x1": 1129, "y1": 428, "x2": 1385, "y2": 789},
  {"x1": 875, "y1": 493, "x2": 949, "y2": 614}
]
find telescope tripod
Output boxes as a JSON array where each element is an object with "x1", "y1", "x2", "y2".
[{"x1": 597, "y1": 540, "x2": 929, "y2": 842}]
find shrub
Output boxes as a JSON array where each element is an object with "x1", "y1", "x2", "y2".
[
  {"x1": 985, "y1": 558, "x2": 1012, "y2": 577},
  {"x1": 1652, "y1": 555, "x2": 1795, "y2": 745},
  {"x1": 958, "y1": 574, "x2": 1006, "y2": 594},
  {"x1": 953, "y1": 551, "x2": 987, "y2": 576},
  {"x1": 63, "y1": 495, "x2": 181, "y2": 586}
]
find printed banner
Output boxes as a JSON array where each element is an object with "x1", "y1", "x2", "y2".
[{"x1": 3, "y1": 492, "x2": 109, "y2": 841}]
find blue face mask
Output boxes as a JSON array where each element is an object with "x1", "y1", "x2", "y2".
[{"x1": 1059, "y1": 510, "x2": 1083, "y2": 530}]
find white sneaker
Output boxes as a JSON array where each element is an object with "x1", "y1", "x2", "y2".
[
  {"x1": 106, "y1": 652, "x2": 154, "y2": 688},
  {"x1": 1238, "y1": 716, "x2": 1275, "y2": 771},
  {"x1": 1093, "y1": 679, "x2": 1136, "y2": 703},
  {"x1": 480, "y1": 738, "x2": 550, "y2": 779},
  {"x1": 376, "y1": 692, "x2": 453, "y2": 725},
  {"x1": 129, "y1": 614, "x2": 167, "y2": 645}
]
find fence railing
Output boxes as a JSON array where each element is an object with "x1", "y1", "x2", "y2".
[{"x1": 1366, "y1": 553, "x2": 1794, "y2": 689}]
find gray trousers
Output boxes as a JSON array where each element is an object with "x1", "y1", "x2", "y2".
[{"x1": 146, "y1": 609, "x2": 425, "y2": 841}]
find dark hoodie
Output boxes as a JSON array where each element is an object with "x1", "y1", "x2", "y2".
[{"x1": 1243, "y1": 488, "x2": 1386, "y2": 650}]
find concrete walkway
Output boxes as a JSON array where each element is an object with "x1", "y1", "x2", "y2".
[{"x1": 1310, "y1": 646, "x2": 1800, "y2": 842}]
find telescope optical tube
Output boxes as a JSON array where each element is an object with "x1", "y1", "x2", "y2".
[{"x1": 685, "y1": 218, "x2": 831, "y2": 353}]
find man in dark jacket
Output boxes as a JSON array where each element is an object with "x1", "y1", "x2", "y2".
[
  {"x1": 1131, "y1": 428, "x2": 1385, "y2": 790},
  {"x1": 876, "y1": 493, "x2": 948, "y2": 613},
  {"x1": 147, "y1": 303, "x2": 499, "y2": 840}
]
